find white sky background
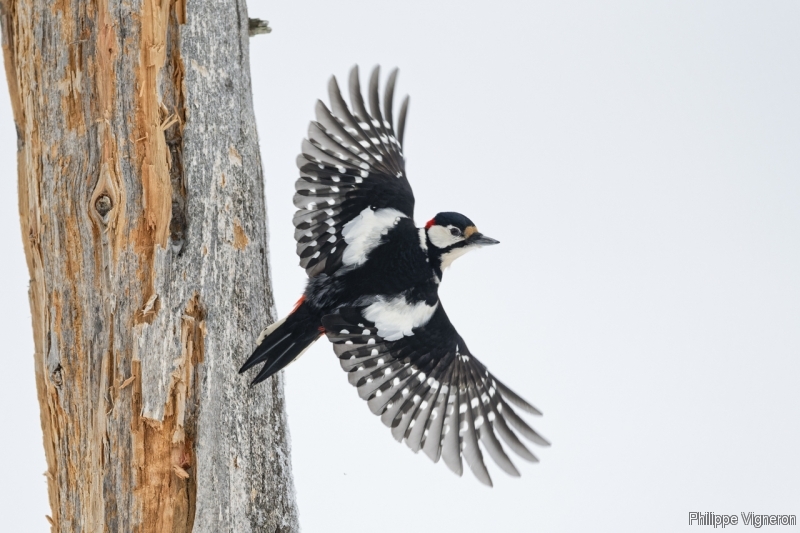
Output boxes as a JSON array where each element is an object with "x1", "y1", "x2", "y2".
[{"x1": 1, "y1": 1, "x2": 798, "y2": 531}]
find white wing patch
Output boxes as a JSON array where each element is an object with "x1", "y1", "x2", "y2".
[
  {"x1": 341, "y1": 207, "x2": 406, "y2": 266},
  {"x1": 363, "y1": 295, "x2": 439, "y2": 341}
]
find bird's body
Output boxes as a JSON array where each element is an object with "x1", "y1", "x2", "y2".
[
  {"x1": 241, "y1": 66, "x2": 548, "y2": 485},
  {"x1": 306, "y1": 215, "x2": 436, "y2": 315}
]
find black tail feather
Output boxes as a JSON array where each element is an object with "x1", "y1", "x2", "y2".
[
  {"x1": 239, "y1": 330, "x2": 292, "y2": 374},
  {"x1": 241, "y1": 301, "x2": 321, "y2": 384}
]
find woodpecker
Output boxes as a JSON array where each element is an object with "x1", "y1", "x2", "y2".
[{"x1": 240, "y1": 66, "x2": 549, "y2": 486}]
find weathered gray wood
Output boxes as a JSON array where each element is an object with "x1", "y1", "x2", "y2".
[{"x1": 0, "y1": 0, "x2": 299, "y2": 530}]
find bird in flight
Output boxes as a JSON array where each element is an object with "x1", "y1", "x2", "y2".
[{"x1": 240, "y1": 66, "x2": 549, "y2": 485}]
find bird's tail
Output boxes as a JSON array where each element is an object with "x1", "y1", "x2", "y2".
[{"x1": 240, "y1": 297, "x2": 322, "y2": 384}]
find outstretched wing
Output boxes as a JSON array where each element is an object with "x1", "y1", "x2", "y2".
[
  {"x1": 322, "y1": 305, "x2": 549, "y2": 486},
  {"x1": 294, "y1": 66, "x2": 415, "y2": 278}
]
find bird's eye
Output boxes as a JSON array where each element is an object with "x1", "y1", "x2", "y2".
[{"x1": 450, "y1": 228, "x2": 461, "y2": 237}]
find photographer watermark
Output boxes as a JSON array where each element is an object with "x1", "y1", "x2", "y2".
[{"x1": 689, "y1": 512, "x2": 797, "y2": 528}]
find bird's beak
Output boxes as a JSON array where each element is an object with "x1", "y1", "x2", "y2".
[{"x1": 468, "y1": 233, "x2": 500, "y2": 246}]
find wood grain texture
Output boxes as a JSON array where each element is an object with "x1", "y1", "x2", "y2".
[{"x1": 0, "y1": 0, "x2": 299, "y2": 530}]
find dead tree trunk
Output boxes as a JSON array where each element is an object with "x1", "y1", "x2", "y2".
[{"x1": 0, "y1": 0, "x2": 298, "y2": 530}]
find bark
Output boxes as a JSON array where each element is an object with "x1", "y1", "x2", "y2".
[{"x1": 0, "y1": 0, "x2": 299, "y2": 531}]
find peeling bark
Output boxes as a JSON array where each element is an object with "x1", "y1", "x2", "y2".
[{"x1": 0, "y1": 0, "x2": 299, "y2": 531}]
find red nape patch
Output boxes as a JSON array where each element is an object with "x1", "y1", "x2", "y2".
[
  {"x1": 425, "y1": 218, "x2": 436, "y2": 229},
  {"x1": 292, "y1": 295, "x2": 306, "y2": 313},
  {"x1": 318, "y1": 326, "x2": 326, "y2": 334}
]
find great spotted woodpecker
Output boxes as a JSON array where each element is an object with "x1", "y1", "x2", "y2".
[{"x1": 240, "y1": 66, "x2": 549, "y2": 485}]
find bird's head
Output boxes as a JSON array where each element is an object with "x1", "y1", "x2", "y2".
[{"x1": 424, "y1": 212, "x2": 499, "y2": 278}]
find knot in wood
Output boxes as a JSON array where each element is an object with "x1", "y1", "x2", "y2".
[
  {"x1": 95, "y1": 194, "x2": 113, "y2": 217},
  {"x1": 51, "y1": 366, "x2": 63, "y2": 387}
]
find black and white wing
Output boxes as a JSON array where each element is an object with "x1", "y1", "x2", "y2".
[
  {"x1": 322, "y1": 305, "x2": 549, "y2": 486},
  {"x1": 294, "y1": 66, "x2": 415, "y2": 277}
]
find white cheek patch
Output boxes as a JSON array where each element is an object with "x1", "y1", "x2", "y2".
[
  {"x1": 440, "y1": 245, "x2": 476, "y2": 270},
  {"x1": 363, "y1": 296, "x2": 439, "y2": 341},
  {"x1": 427, "y1": 225, "x2": 462, "y2": 249},
  {"x1": 341, "y1": 207, "x2": 406, "y2": 266}
]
